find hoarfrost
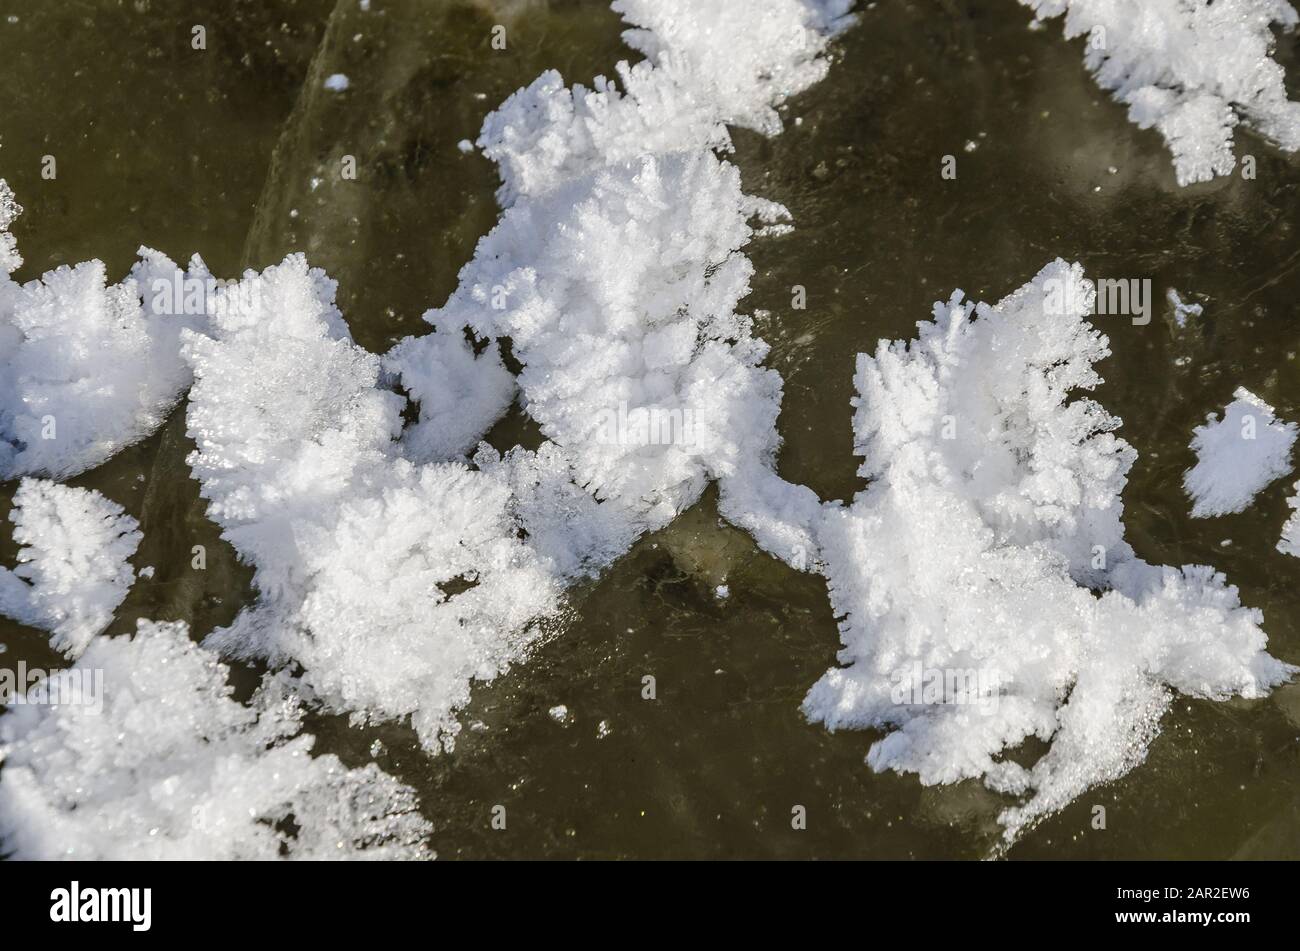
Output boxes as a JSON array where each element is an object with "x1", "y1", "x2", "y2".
[
  {"x1": 1185, "y1": 388, "x2": 1296, "y2": 517},
  {"x1": 803, "y1": 261, "x2": 1294, "y2": 841},
  {"x1": 0, "y1": 185, "x2": 208, "y2": 478},
  {"x1": 0, "y1": 620, "x2": 430, "y2": 860},
  {"x1": 182, "y1": 255, "x2": 563, "y2": 752},
  {"x1": 1021, "y1": 0, "x2": 1300, "y2": 185},
  {"x1": 0, "y1": 479, "x2": 139, "y2": 658}
]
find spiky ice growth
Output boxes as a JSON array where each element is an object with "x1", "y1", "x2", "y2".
[
  {"x1": 180, "y1": 0, "x2": 861, "y2": 757},
  {"x1": 803, "y1": 260, "x2": 1295, "y2": 842},
  {"x1": 479, "y1": 0, "x2": 856, "y2": 205},
  {"x1": 0, "y1": 620, "x2": 430, "y2": 860},
  {"x1": 390, "y1": 1, "x2": 857, "y2": 573},
  {"x1": 1184, "y1": 388, "x2": 1296, "y2": 517},
  {"x1": 392, "y1": 152, "x2": 784, "y2": 545},
  {"x1": 1278, "y1": 485, "x2": 1300, "y2": 557},
  {"x1": 0, "y1": 479, "x2": 140, "y2": 658},
  {"x1": 0, "y1": 183, "x2": 210, "y2": 479},
  {"x1": 182, "y1": 255, "x2": 563, "y2": 752},
  {"x1": 1021, "y1": 0, "x2": 1300, "y2": 185},
  {"x1": 0, "y1": 180, "x2": 20, "y2": 274}
]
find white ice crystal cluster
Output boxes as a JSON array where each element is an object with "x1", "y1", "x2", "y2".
[
  {"x1": 401, "y1": 153, "x2": 785, "y2": 542},
  {"x1": 802, "y1": 261, "x2": 1294, "y2": 840},
  {"x1": 9, "y1": 0, "x2": 1292, "y2": 857},
  {"x1": 187, "y1": 0, "x2": 857, "y2": 752},
  {"x1": 0, "y1": 479, "x2": 139, "y2": 658},
  {"x1": 1280, "y1": 491, "x2": 1300, "y2": 556},
  {"x1": 0, "y1": 181, "x2": 209, "y2": 478},
  {"x1": 478, "y1": 0, "x2": 856, "y2": 205},
  {"x1": 1184, "y1": 388, "x2": 1296, "y2": 518},
  {"x1": 182, "y1": 256, "x2": 563, "y2": 752},
  {"x1": 1277, "y1": 476, "x2": 1300, "y2": 557},
  {"x1": 0, "y1": 620, "x2": 430, "y2": 860},
  {"x1": 381, "y1": 0, "x2": 846, "y2": 568},
  {"x1": 388, "y1": 0, "x2": 852, "y2": 577},
  {"x1": 1021, "y1": 0, "x2": 1300, "y2": 185}
]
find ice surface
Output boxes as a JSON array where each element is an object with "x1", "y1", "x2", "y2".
[
  {"x1": 0, "y1": 182, "x2": 207, "y2": 478},
  {"x1": 0, "y1": 479, "x2": 139, "y2": 658},
  {"x1": 1185, "y1": 388, "x2": 1296, "y2": 517},
  {"x1": 802, "y1": 261, "x2": 1295, "y2": 841},
  {"x1": 0, "y1": 620, "x2": 430, "y2": 860},
  {"x1": 1021, "y1": 1, "x2": 1300, "y2": 185},
  {"x1": 5, "y1": 0, "x2": 1289, "y2": 852}
]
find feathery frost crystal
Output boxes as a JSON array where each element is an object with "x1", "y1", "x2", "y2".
[
  {"x1": 803, "y1": 261, "x2": 1294, "y2": 840},
  {"x1": 1184, "y1": 388, "x2": 1296, "y2": 518},
  {"x1": 1020, "y1": 0, "x2": 1300, "y2": 185},
  {"x1": 0, "y1": 620, "x2": 430, "y2": 860},
  {"x1": 0, "y1": 479, "x2": 140, "y2": 658},
  {"x1": 478, "y1": 0, "x2": 856, "y2": 205},
  {"x1": 0, "y1": 183, "x2": 208, "y2": 478},
  {"x1": 183, "y1": 255, "x2": 563, "y2": 752}
]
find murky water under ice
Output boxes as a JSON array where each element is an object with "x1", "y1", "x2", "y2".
[{"x1": 2, "y1": 0, "x2": 1300, "y2": 858}]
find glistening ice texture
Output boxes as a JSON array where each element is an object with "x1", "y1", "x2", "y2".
[
  {"x1": 0, "y1": 180, "x2": 208, "y2": 478},
  {"x1": 1020, "y1": 1, "x2": 1300, "y2": 185},
  {"x1": 1184, "y1": 388, "x2": 1296, "y2": 517},
  {"x1": 0, "y1": 479, "x2": 140, "y2": 658},
  {"x1": 802, "y1": 261, "x2": 1294, "y2": 841},
  {"x1": 0, "y1": 620, "x2": 430, "y2": 860}
]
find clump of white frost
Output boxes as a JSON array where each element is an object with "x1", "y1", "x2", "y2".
[
  {"x1": 182, "y1": 255, "x2": 563, "y2": 752},
  {"x1": 383, "y1": 330, "x2": 515, "y2": 463},
  {"x1": 392, "y1": 0, "x2": 856, "y2": 576},
  {"x1": 0, "y1": 180, "x2": 208, "y2": 478},
  {"x1": 0, "y1": 620, "x2": 430, "y2": 860},
  {"x1": 0, "y1": 479, "x2": 139, "y2": 658},
  {"x1": 804, "y1": 260, "x2": 1294, "y2": 841},
  {"x1": 1021, "y1": 1, "x2": 1300, "y2": 185},
  {"x1": 479, "y1": 0, "x2": 855, "y2": 205},
  {"x1": 1278, "y1": 486, "x2": 1300, "y2": 557},
  {"x1": 392, "y1": 153, "x2": 784, "y2": 545},
  {"x1": 1184, "y1": 388, "x2": 1296, "y2": 517},
  {"x1": 184, "y1": 0, "x2": 860, "y2": 755}
]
